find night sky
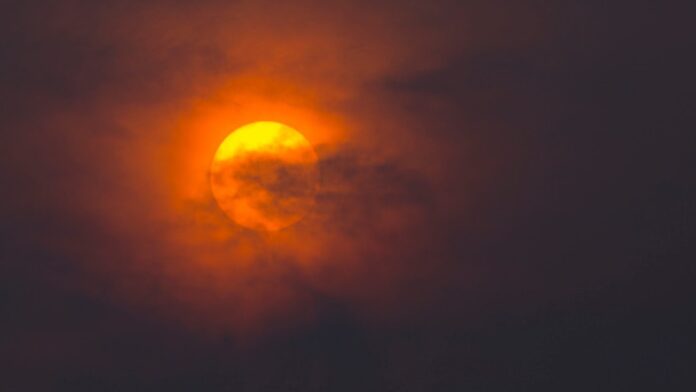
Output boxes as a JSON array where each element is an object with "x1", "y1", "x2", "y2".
[{"x1": 1, "y1": 0, "x2": 694, "y2": 390}]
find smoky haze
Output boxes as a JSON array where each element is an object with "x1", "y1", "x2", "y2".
[{"x1": 0, "y1": 0, "x2": 693, "y2": 390}]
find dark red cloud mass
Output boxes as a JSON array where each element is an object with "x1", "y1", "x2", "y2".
[{"x1": 1, "y1": 0, "x2": 693, "y2": 390}]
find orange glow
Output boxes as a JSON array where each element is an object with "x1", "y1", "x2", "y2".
[
  {"x1": 167, "y1": 81, "x2": 346, "y2": 209},
  {"x1": 210, "y1": 121, "x2": 318, "y2": 231}
]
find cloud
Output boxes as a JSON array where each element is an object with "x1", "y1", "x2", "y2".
[{"x1": 1, "y1": 0, "x2": 693, "y2": 389}]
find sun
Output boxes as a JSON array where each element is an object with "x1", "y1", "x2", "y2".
[{"x1": 210, "y1": 121, "x2": 319, "y2": 231}]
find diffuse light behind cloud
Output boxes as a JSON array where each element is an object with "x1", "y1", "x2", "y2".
[{"x1": 2, "y1": 0, "x2": 549, "y2": 338}]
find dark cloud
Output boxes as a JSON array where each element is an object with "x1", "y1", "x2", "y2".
[{"x1": 1, "y1": 0, "x2": 694, "y2": 390}]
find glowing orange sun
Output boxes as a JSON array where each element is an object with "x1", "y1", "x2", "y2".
[{"x1": 210, "y1": 121, "x2": 319, "y2": 231}]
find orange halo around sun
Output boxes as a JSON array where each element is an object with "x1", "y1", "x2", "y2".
[{"x1": 210, "y1": 121, "x2": 319, "y2": 231}]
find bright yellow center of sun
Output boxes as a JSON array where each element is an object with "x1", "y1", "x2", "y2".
[{"x1": 210, "y1": 121, "x2": 319, "y2": 231}]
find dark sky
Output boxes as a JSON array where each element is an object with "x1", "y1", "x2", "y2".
[{"x1": 1, "y1": 0, "x2": 694, "y2": 390}]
